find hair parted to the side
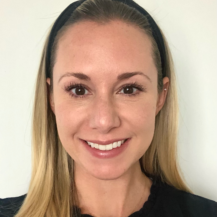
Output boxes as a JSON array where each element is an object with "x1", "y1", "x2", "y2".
[{"x1": 15, "y1": 0, "x2": 191, "y2": 216}]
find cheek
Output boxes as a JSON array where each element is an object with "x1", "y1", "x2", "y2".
[
  {"x1": 54, "y1": 101, "x2": 90, "y2": 163},
  {"x1": 54, "y1": 102, "x2": 80, "y2": 149},
  {"x1": 123, "y1": 98, "x2": 156, "y2": 131},
  {"x1": 55, "y1": 101, "x2": 83, "y2": 134},
  {"x1": 123, "y1": 99, "x2": 156, "y2": 153},
  {"x1": 54, "y1": 94, "x2": 157, "y2": 157}
]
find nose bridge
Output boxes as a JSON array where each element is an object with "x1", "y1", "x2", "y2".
[{"x1": 89, "y1": 93, "x2": 120, "y2": 133}]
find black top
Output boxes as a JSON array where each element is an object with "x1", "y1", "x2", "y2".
[{"x1": 0, "y1": 180, "x2": 217, "y2": 217}]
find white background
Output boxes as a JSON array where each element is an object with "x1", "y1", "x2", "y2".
[{"x1": 0, "y1": 0, "x2": 216, "y2": 201}]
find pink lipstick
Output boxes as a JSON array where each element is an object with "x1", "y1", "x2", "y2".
[{"x1": 80, "y1": 138, "x2": 130, "y2": 158}]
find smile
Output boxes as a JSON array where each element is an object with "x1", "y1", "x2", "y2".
[
  {"x1": 86, "y1": 139, "x2": 127, "y2": 151},
  {"x1": 81, "y1": 138, "x2": 130, "y2": 158}
]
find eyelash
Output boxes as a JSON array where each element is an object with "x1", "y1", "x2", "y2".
[{"x1": 64, "y1": 82, "x2": 146, "y2": 99}]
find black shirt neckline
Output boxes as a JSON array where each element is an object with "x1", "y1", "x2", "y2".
[{"x1": 79, "y1": 178, "x2": 159, "y2": 217}]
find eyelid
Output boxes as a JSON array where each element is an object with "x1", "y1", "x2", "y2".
[
  {"x1": 117, "y1": 82, "x2": 145, "y2": 93},
  {"x1": 64, "y1": 81, "x2": 146, "y2": 98}
]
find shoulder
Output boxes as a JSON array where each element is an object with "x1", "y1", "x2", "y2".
[
  {"x1": 154, "y1": 181, "x2": 217, "y2": 217},
  {"x1": 0, "y1": 194, "x2": 26, "y2": 217}
]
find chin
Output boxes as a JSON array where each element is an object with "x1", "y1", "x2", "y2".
[
  {"x1": 83, "y1": 162, "x2": 133, "y2": 180},
  {"x1": 91, "y1": 170, "x2": 126, "y2": 181}
]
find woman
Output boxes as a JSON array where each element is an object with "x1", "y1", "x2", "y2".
[{"x1": 0, "y1": 0, "x2": 216, "y2": 216}]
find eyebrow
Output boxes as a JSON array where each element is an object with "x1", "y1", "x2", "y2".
[{"x1": 58, "y1": 71, "x2": 151, "y2": 83}]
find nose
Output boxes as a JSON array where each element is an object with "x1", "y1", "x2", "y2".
[{"x1": 89, "y1": 95, "x2": 121, "y2": 133}]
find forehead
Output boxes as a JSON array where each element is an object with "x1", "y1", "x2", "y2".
[{"x1": 53, "y1": 20, "x2": 157, "y2": 82}]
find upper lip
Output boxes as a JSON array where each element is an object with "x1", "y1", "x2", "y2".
[{"x1": 82, "y1": 138, "x2": 128, "y2": 145}]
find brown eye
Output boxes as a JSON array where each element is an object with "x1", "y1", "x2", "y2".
[
  {"x1": 118, "y1": 83, "x2": 145, "y2": 97},
  {"x1": 64, "y1": 83, "x2": 89, "y2": 98},
  {"x1": 72, "y1": 86, "x2": 87, "y2": 96},
  {"x1": 123, "y1": 86, "x2": 135, "y2": 94},
  {"x1": 65, "y1": 82, "x2": 145, "y2": 99},
  {"x1": 119, "y1": 85, "x2": 139, "y2": 95}
]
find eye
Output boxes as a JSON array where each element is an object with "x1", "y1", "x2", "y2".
[
  {"x1": 118, "y1": 83, "x2": 145, "y2": 97},
  {"x1": 64, "y1": 82, "x2": 146, "y2": 98},
  {"x1": 64, "y1": 82, "x2": 89, "y2": 98}
]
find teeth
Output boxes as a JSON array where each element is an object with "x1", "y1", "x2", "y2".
[
  {"x1": 86, "y1": 139, "x2": 126, "y2": 151},
  {"x1": 106, "y1": 144, "x2": 113, "y2": 150},
  {"x1": 99, "y1": 145, "x2": 105, "y2": 150},
  {"x1": 113, "y1": 142, "x2": 118, "y2": 148},
  {"x1": 94, "y1": 143, "x2": 99, "y2": 149}
]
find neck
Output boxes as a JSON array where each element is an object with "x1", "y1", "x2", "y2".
[{"x1": 74, "y1": 161, "x2": 152, "y2": 217}]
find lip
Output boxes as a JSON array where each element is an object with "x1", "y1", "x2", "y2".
[
  {"x1": 80, "y1": 138, "x2": 130, "y2": 159},
  {"x1": 83, "y1": 138, "x2": 128, "y2": 145}
]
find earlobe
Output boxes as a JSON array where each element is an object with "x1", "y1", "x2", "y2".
[
  {"x1": 155, "y1": 77, "x2": 170, "y2": 116},
  {"x1": 46, "y1": 78, "x2": 55, "y2": 114}
]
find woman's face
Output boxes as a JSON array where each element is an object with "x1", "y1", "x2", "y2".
[{"x1": 47, "y1": 20, "x2": 169, "y2": 179}]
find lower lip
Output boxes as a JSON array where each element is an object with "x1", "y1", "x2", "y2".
[{"x1": 80, "y1": 138, "x2": 130, "y2": 159}]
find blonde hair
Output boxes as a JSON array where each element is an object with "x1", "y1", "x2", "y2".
[{"x1": 15, "y1": 0, "x2": 190, "y2": 216}]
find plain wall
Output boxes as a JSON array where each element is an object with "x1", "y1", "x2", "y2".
[{"x1": 0, "y1": 0, "x2": 216, "y2": 201}]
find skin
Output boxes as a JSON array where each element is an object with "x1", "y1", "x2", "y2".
[{"x1": 47, "y1": 20, "x2": 169, "y2": 217}]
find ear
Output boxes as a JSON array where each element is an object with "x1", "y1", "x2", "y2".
[
  {"x1": 155, "y1": 77, "x2": 170, "y2": 116},
  {"x1": 46, "y1": 78, "x2": 55, "y2": 114}
]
